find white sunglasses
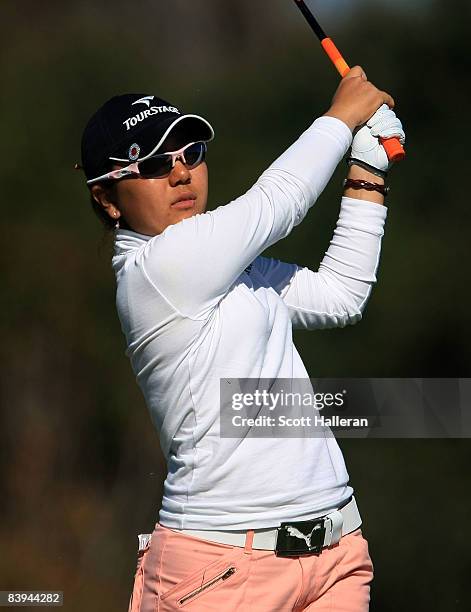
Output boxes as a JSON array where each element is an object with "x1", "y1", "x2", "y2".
[{"x1": 86, "y1": 141, "x2": 207, "y2": 186}]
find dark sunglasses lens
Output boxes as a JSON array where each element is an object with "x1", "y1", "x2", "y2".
[
  {"x1": 137, "y1": 143, "x2": 206, "y2": 178},
  {"x1": 184, "y1": 142, "x2": 206, "y2": 166},
  {"x1": 137, "y1": 156, "x2": 172, "y2": 178}
]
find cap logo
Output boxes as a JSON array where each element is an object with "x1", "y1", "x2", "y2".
[
  {"x1": 131, "y1": 95, "x2": 154, "y2": 108},
  {"x1": 122, "y1": 105, "x2": 181, "y2": 131},
  {"x1": 128, "y1": 143, "x2": 140, "y2": 161}
]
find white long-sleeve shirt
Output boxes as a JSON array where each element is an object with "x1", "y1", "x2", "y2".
[{"x1": 111, "y1": 116, "x2": 388, "y2": 529}]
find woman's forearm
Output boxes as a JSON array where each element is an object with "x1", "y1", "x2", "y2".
[
  {"x1": 343, "y1": 164, "x2": 386, "y2": 206},
  {"x1": 261, "y1": 115, "x2": 353, "y2": 206}
]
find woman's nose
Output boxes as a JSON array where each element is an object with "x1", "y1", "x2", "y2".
[{"x1": 169, "y1": 159, "x2": 191, "y2": 185}]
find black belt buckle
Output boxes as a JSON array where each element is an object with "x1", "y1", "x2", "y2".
[{"x1": 275, "y1": 517, "x2": 326, "y2": 557}]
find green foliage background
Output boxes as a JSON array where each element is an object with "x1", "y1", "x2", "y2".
[{"x1": 1, "y1": 1, "x2": 470, "y2": 610}]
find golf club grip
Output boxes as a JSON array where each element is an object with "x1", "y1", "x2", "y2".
[
  {"x1": 321, "y1": 38, "x2": 405, "y2": 162},
  {"x1": 321, "y1": 38, "x2": 350, "y2": 78},
  {"x1": 380, "y1": 137, "x2": 405, "y2": 162}
]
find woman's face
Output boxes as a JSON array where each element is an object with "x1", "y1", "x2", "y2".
[{"x1": 92, "y1": 133, "x2": 209, "y2": 236}]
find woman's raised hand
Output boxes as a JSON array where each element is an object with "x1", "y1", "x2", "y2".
[{"x1": 324, "y1": 65, "x2": 395, "y2": 131}]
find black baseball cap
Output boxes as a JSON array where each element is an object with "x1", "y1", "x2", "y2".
[{"x1": 80, "y1": 93, "x2": 215, "y2": 182}]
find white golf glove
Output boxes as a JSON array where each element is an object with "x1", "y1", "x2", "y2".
[{"x1": 349, "y1": 104, "x2": 405, "y2": 176}]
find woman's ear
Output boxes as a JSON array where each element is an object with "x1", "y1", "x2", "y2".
[{"x1": 90, "y1": 184, "x2": 121, "y2": 221}]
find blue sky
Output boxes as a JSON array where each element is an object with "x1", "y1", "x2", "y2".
[{"x1": 289, "y1": 0, "x2": 435, "y2": 22}]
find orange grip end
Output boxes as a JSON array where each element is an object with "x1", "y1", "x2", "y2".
[
  {"x1": 320, "y1": 38, "x2": 350, "y2": 77},
  {"x1": 381, "y1": 137, "x2": 405, "y2": 162}
]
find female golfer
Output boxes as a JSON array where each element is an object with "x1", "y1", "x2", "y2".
[{"x1": 79, "y1": 66, "x2": 404, "y2": 611}]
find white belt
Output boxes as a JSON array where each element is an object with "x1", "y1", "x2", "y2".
[{"x1": 172, "y1": 495, "x2": 361, "y2": 551}]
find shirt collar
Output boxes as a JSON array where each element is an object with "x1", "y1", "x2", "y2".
[{"x1": 113, "y1": 228, "x2": 153, "y2": 257}]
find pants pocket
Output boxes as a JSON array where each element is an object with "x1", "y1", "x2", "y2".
[
  {"x1": 159, "y1": 548, "x2": 243, "y2": 609},
  {"x1": 128, "y1": 534, "x2": 152, "y2": 612}
]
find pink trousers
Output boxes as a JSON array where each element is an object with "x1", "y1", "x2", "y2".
[{"x1": 128, "y1": 522, "x2": 374, "y2": 611}]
